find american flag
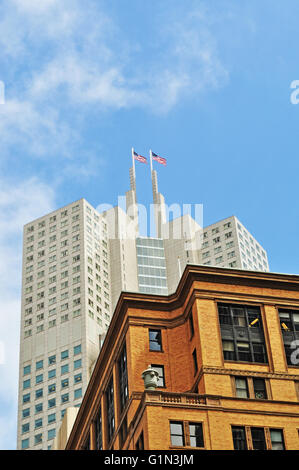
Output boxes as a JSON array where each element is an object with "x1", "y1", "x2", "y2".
[
  {"x1": 133, "y1": 151, "x2": 147, "y2": 163},
  {"x1": 152, "y1": 151, "x2": 167, "y2": 166}
]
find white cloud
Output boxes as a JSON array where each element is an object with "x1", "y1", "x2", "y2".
[{"x1": 0, "y1": 1, "x2": 230, "y2": 162}]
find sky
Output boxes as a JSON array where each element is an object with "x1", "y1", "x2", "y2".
[{"x1": 0, "y1": 0, "x2": 299, "y2": 449}]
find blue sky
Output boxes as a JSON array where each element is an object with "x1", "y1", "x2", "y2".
[{"x1": 0, "y1": 0, "x2": 299, "y2": 449}]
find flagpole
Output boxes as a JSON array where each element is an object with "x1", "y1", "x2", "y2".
[
  {"x1": 131, "y1": 147, "x2": 136, "y2": 177},
  {"x1": 149, "y1": 149, "x2": 153, "y2": 172}
]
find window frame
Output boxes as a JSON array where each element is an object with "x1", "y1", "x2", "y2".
[
  {"x1": 218, "y1": 303, "x2": 268, "y2": 365},
  {"x1": 231, "y1": 425, "x2": 285, "y2": 450},
  {"x1": 233, "y1": 376, "x2": 270, "y2": 400},
  {"x1": 151, "y1": 364, "x2": 165, "y2": 388},
  {"x1": 149, "y1": 329, "x2": 163, "y2": 352},
  {"x1": 170, "y1": 420, "x2": 205, "y2": 449}
]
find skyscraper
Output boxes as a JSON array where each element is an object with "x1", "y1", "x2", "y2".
[
  {"x1": 17, "y1": 153, "x2": 269, "y2": 450},
  {"x1": 17, "y1": 199, "x2": 112, "y2": 450}
]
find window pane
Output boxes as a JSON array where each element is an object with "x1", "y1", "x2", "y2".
[
  {"x1": 149, "y1": 329, "x2": 162, "y2": 351},
  {"x1": 237, "y1": 342, "x2": 251, "y2": 362},
  {"x1": 170, "y1": 422, "x2": 184, "y2": 446},
  {"x1": 270, "y1": 429, "x2": 284, "y2": 450},
  {"x1": 253, "y1": 378, "x2": 267, "y2": 399},
  {"x1": 171, "y1": 435, "x2": 184, "y2": 446},
  {"x1": 189, "y1": 423, "x2": 204, "y2": 448},
  {"x1": 232, "y1": 426, "x2": 247, "y2": 450},
  {"x1": 151, "y1": 365, "x2": 165, "y2": 387},
  {"x1": 235, "y1": 378, "x2": 249, "y2": 398},
  {"x1": 251, "y1": 427, "x2": 266, "y2": 450}
]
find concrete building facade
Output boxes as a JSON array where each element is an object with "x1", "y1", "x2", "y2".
[{"x1": 18, "y1": 199, "x2": 112, "y2": 450}]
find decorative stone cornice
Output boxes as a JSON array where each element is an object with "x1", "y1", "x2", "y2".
[{"x1": 200, "y1": 365, "x2": 299, "y2": 381}]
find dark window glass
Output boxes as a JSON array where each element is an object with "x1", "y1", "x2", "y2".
[
  {"x1": 170, "y1": 421, "x2": 184, "y2": 446},
  {"x1": 251, "y1": 427, "x2": 266, "y2": 450},
  {"x1": 232, "y1": 426, "x2": 247, "y2": 450},
  {"x1": 192, "y1": 349, "x2": 198, "y2": 374},
  {"x1": 119, "y1": 415, "x2": 128, "y2": 448},
  {"x1": 95, "y1": 406, "x2": 102, "y2": 450},
  {"x1": 106, "y1": 376, "x2": 115, "y2": 443},
  {"x1": 253, "y1": 378, "x2": 267, "y2": 399},
  {"x1": 218, "y1": 304, "x2": 267, "y2": 364},
  {"x1": 218, "y1": 305, "x2": 232, "y2": 325},
  {"x1": 279, "y1": 309, "x2": 299, "y2": 366},
  {"x1": 149, "y1": 329, "x2": 162, "y2": 351},
  {"x1": 118, "y1": 343, "x2": 128, "y2": 412},
  {"x1": 189, "y1": 423, "x2": 204, "y2": 448},
  {"x1": 252, "y1": 343, "x2": 267, "y2": 363},
  {"x1": 83, "y1": 433, "x2": 90, "y2": 450},
  {"x1": 237, "y1": 342, "x2": 251, "y2": 362},
  {"x1": 189, "y1": 312, "x2": 194, "y2": 337},
  {"x1": 232, "y1": 307, "x2": 247, "y2": 327},
  {"x1": 136, "y1": 431, "x2": 144, "y2": 450},
  {"x1": 222, "y1": 340, "x2": 236, "y2": 361}
]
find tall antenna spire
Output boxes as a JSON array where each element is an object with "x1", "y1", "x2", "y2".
[
  {"x1": 150, "y1": 149, "x2": 166, "y2": 238},
  {"x1": 125, "y1": 148, "x2": 139, "y2": 235}
]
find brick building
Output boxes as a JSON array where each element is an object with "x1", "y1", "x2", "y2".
[{"x1": 65, "y1": 265, "x2": 299, "y2": 450}]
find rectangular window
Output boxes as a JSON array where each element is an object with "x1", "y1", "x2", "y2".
[
  {"x1": 149, "y1": 329, "x2": 162, "y2": 351},
  {"x1": 61, "y1": 364, "x2": 69, "y2": 375},
  {"x1": 48, "y1": 429, "x2": 56, "y2": 440},
  {"x1": 74, "y1": 344, "x2": 81, "y2": 355},
  {"x1": 235, "y1": 377, "x2": 249, "y2": 398},
  {"x1": 48, "y1": 383, "x2": 56, "y2": 394},
  {"x1": 61, "y1": 393, "x2": 69, "y2": 403},
  {"x1": 270, "y1": 429, "x2": 285, "y2": 450},
  {"x1": 251, "y1": 427, "x2": 266, "y2": 450},
  {"x1": 22, "y1": 438, "x2": 29, "y2": 449},
  {"x1": 189, "y1": 423, "x2": 204, "y2": 448},
  {"x1": 106, "y1": 376, "x2": 115, "y2": 443},
  {"x1": 35, "y1": 389, "x2": 43, "y2": 399},
  {"x1": 23, "y1": 379, "x2": 30, "y2": 390},
  {"x1": 23, "y1": 393, "x2": 30, "y2": 404},
  {"x1": 22, "y1": 408, "x2": 30, "y2": 418},
  {"x1": 35, "y1": 418, "x2": 43, "y2": 429},
  {"x1": 36, "y1": 374, "x2": 43, "y2": 384},
  {"x1": 232, "y1": 426, "x2": 247, "y2": 450},
  {"x1": 151, "y1": 364, "x2": 165, "y2": 387},
  {"x1": 74, "y1": 388, "x2": 82, "y2": 400},
  {"x1": 118, "y1": 343, "x2": 129, "y2": 412},
  {"x1": 94, "y1": 405, "x2": 102, "y2": 450},
  {"x1": 170, "y1": 421, "x2": 184, "y2": 446},
  {"x1": 61, "y1": 350, "x2": 69, "y2": 360},
  {"x1": 279, "y1": 309, "x2": 299, "y2": 366},
  {"x1": 22, "y1": 423, "x2": 30, "y2": 434},
  {"x1": 74, "y1": 359, "x2": 81, "y2": 370},
  {"x1": 34, "y1": 433, "x2": 42, "y2": 445},
  {"x1": 135, "y1": 431, "x2": 144, "y2": 450},
  {"x1": 48, "y1": 413, "x2": 56, "y2": 424},
  {"x1": 253, "y1": 378, "x2": 267, "y2": 399},
  {"x1": 192, "y1": 349, "x2": 198, "y2": 374},
  {"x1": 35, "y1": 403, "x2": 43, "y2": 414},
  {"x1": 218, "y1": 303, "x2": 267, "y2": 364},
  {"x1": 48, "y1": 398, "x2": 56, "y2": 409},
  {"x1": 189, "y1": 311, "x2": 194, "y2": 338},
  {"x1": 74, "y1": 373, "x2": 82, "y2": 384},
  {"x1": 61, "y1": 378, "x2": 69, "y2": 389}
]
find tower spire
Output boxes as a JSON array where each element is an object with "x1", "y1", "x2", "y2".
[{"x1": 150, "y1": 149, "x2": 166, "y2": 238}]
